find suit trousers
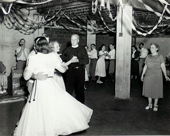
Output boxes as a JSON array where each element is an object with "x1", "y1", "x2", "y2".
[{"x1": 65, "y1": 66, "x2": 85, "y2": 104}]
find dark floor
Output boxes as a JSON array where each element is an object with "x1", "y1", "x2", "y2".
[{"x1": 0, "y1": 77, "x2": 170, "y2": 136}]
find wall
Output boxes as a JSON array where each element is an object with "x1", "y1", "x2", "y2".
[
  {"x1": 136, "y1": 37, "x2": 170, "y2": 58},
  {"x1": 0, "y1": 24, "x2": 44, "y2": 76},
  {"x1": 45, "y1": 27, "x2": 116, "y2": 52},
  {"x1": 45, "y1": 27, "x2": 87, "y2": 52},
  {"x1": 1, "y1": 25, "x2": 116, "y2": 77},
  {"x1": 96, "y1": 33, "x2": 116, "y2": 51}
]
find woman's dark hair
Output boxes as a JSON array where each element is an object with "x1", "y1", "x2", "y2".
[
  {"x1": 19, "y1": 38, "x2": 25, "y2": 46},
  {"x1": 109, "y1": 43, "x2": 115, "y2": 51},
  {"x1": 150, "y1": 43, "x2": 160, "y2": 52},
  {"x1": 139, "y1": 43, "x2": 144, "y2": 46},
  {"x1": 99, "y1": 44, "x2": 105, "y2": 51},
  {"x1": 90, "y1": 44, "x2": 96, "y2": 50},
  {"x1": 132, "y1": 45, "x2": 137, "y2": 51},
  {"x1": 34, "y1": 36, "x2": 50, "y2": 54}
]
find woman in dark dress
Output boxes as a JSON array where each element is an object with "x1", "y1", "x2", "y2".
[
  {"x1": 141, "y1": 43, "x2": 169, "y2": 111},
  {"x1": 131, "y1": 46, "x2": 140, "y2": 79}
]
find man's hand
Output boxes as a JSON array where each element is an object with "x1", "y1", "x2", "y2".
[
  {"x1": 21, "y1": 45, "x2": 25, "y2": 50},
  {"x1": 71, "y1": 56, "x2": 79, "y2": 63}
]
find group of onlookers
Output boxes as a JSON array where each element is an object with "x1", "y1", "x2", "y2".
[
  {"x1": 1, "y1": 36, "x2": 170, "y2": 115},
  {"x1": 85, "y1": 43, "x2": 116, "y2": 84}
]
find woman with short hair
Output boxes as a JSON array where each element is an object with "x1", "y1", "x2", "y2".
[{"x1": 141, "y1": 43, "x2": 169, "y2": 111}]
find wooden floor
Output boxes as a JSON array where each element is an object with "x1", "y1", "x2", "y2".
[{"x1": 0, "y1": 78, "x2": 170, "y2": 136}]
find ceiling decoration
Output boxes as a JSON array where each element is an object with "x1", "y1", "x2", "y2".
[{"x1": 1, "y1": 0, "x2": 170, "y2": 36}]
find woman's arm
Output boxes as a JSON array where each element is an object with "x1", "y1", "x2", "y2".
[
  {"x1": 24, "y1": 70, "x2": 49, "y2": 81},
  {"x1": 141, "y1": 64, "x2": 147, "y2": 81},
  {"x1": 23, "y1": 69, "x2": 33, "y2": 81},
  {"x1": 161, "y1": 63, "x2": 170, "y2": 81}
]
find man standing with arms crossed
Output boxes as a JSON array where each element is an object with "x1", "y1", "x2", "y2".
[{"x1": 61, "y1": 34, "x2": 89, "y2": 104}]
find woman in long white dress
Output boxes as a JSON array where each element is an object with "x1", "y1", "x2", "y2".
[
  {"x1": 95, "y1": 44, "x2": 108, "y2": 84},
  {"x1": 13, "y1": 36, "x2": 93, "y2": 136},
  {"x1": 49, "y1": 41, "x2": 66, "y2": 90}
]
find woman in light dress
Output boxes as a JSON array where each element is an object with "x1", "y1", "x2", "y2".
[
  {"x1": 49, "y1": 41, "x2": 66, "y2": 90},
  {"x1": 141, "y1": 43, "x2": 169, "y2": 111},
  {"x1": 95, "y1": 44, "x2": 108, "y2": 84},
  {"x1": 13, "y1": 36, "x2": 93, "y2": 136}
]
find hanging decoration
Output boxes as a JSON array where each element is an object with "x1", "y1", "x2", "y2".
[
  {"x1": 98, "y1": 9, "x2": 115, "y2": 32},
  {"x1": 3, "y1": 7, "x2": 62, "y2": 35},
  {"x1": 61, "y1": 13, "x2": 112, "y2": 34},
  {"x1": 0, "y1": 3, "x2": 13, "y2": 15},
  {"x1": 130, "y1": 4, "x2": 167, "y2": 36},
  {"x1": 137, "y1": 0, "x2": 170, "y2": 19},
  {"x1": 63, "y1": 13, "x2": 87, "y2": 31},
  {"x1": 92, "y1": 0, "x2": 170, "y2": 36},
  {"x1": 92, "y1": 0, "x2": 116, "y2": 22},
  {"x1": 132, "y1": 0, "x2": 170, "y2": 36},
  {"x1": 1, "y1": 0, "x2": 170, "y2": 35},
  {"x1": 16, "y1": 0, "x2": 53, "y2": 5}
]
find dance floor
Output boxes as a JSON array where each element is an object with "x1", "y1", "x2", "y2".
[{"x1": 0, "y1": 78, "x2": 170, "y2": 136}]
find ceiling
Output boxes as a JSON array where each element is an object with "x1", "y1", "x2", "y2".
[{"x1": 1, "y1": 0, "x2": 170, "y2": 36}]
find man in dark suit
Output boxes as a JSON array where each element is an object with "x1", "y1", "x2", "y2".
[{"x1": 61, "y1": 34, "x2": 89, "y2": 104}]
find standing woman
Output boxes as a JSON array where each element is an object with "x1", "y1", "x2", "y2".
[
  {"x1": 49, "y1": 41, "x2": 66, "y2": 90},
  {"x1": 95, "y1": 44, "x2": 108, "y2": 84},
  {"x1": 131, "y1": 46, "x2": 140, "y2": 80},
  {"x1": 141, "y1": 43, "x2": 169, "y2": 111}
]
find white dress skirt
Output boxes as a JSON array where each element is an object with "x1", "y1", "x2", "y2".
[
  {"x1": 95, "y1": 51, "x2": 106, "y2": 77},
  {"x1": 13, "y1": 52, "x2": 93, "y2": 136}
]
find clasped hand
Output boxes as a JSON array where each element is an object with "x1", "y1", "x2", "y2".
[
  {"x1": 34, "y1": 72, "x2": 48, "y2": 80},
  {"x1": 70, "y1": 56, "x2": 79, "y2": 63}
]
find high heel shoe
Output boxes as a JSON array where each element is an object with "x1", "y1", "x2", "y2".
[
  {"x1": 153, "y1": 105, "x2": 158, "y2": 111},
  {"x1": 145, "y1": 104, "x2": 152, "y2": 110}
]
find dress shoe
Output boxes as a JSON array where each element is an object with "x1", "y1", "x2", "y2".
[
  {"x1": 96, "y1": 80, "x2": 103, "y2": 84},
  {"x1": 145, "y1": 104, "x2": 152, "y2": 110},
  {"x1": 153, "y1": 105, "x2": 158, "y2": 111}
]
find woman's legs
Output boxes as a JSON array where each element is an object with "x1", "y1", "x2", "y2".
[
  {"x1": 148, "y1": 97, "x2": 152, "y2": 105},
  {"x1": 145, "y1": 97, "x2": 152, "y2": 110},
  {"x1": 96, "y1": 76, "x2": 103, "y2": 84},
  {"x1": 145, "y1": 98, "x2": 159, "y2": 111},
  {"x1": 153, "y1": 98, "x2": 158, "y2": 111},
  {"x1": 154, "y1": 98, "x2": 158, "y2": 106}
]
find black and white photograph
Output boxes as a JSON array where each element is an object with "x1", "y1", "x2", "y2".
[{"x1": 0, "y1": 0, "x2": 170, "y2": 136}]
